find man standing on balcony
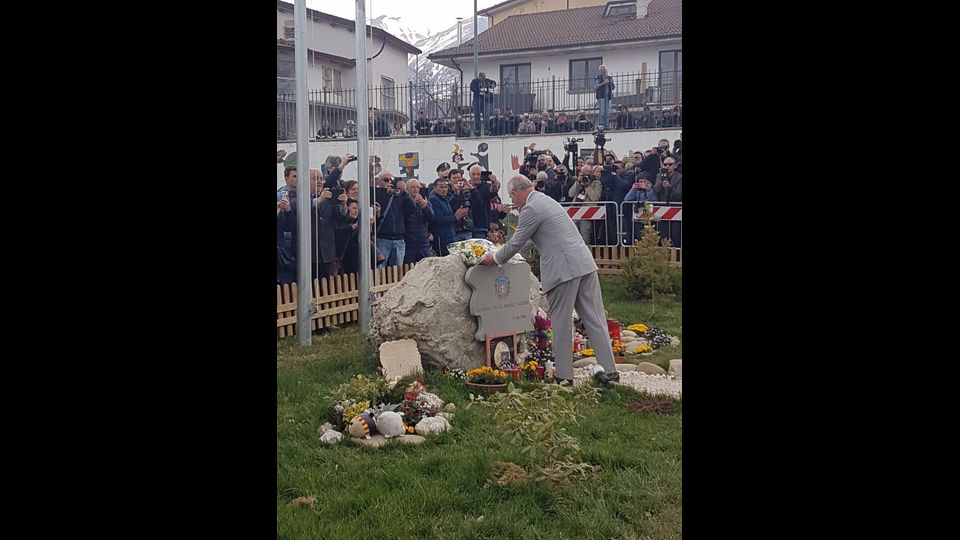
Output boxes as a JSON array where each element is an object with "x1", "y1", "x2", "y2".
[
  {"x1": 470, "y1": 72, "x2": 496, "y2": 136},
  {"x1": 595, "y1": 65, "x2": 615, "y2": 131}
]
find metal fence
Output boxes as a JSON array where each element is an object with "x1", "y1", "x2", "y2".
[{"x1": 277, "y1": 70, "x2": 682, "y2": 141}]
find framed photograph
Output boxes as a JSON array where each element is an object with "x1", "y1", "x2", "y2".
[{"x1": 484, "y1": 332, "x2": 518, "y2": 369}]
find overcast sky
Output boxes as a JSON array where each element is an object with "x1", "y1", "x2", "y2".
[{"x1": 302, "y1": 0, "x2": 503, "y2": 35}]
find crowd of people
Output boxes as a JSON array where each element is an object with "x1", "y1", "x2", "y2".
[
  {"x1": 277, "y1": 157, "x2": 512, "y2": 286},
  {"x1": 277, "y1": 132, "x2": 682, "y2": 285}
]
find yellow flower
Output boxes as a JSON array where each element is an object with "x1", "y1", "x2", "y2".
[
  {"x1": 627, "y1": 324, "x2": 648, "y2": 333},
  {"x1": 582, "y1": 348, "x2": 595, "y2": 357},
  {"x1": 473, "y1": 248, "x2": 484, "y2": 256}
]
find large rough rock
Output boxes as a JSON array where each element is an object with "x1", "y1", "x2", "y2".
[{"x1": 370, "y1": 255, "x2": 542, "y2": 371}]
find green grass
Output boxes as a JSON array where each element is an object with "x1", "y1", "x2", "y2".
[
  {"x1": 277, "y1": 281, "x2": 681, "y2": 539},
  {"x1": 599, "y1": 276, "x2": 681, "y2": 371}
]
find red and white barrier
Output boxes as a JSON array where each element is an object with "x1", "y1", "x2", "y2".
[{"x1": 566, "y1": 206, "x2": 607, "y2": 220}]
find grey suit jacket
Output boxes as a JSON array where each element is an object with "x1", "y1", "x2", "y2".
[{"x1": 493, "y1": 190, "x2": 598, "y2": 293}]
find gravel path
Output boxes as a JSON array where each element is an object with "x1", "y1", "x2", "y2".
[{"x1": 572, "y1": 366, "x2": 682, "y2": 398}]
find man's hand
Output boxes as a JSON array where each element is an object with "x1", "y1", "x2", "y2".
[
  {"x1": 480, "y1": 252, "x2": 497, "y2": 266},
  {"x1": 455, "y1": 207, "x2": 469, "y2": 219},
  {"x1": 415, "y1": 195, "x2": 428, "y2": 208},
  {"x1": 318, "y1": 188, "x2": 333, "y2": 203},
  {"x1": 338, "y1": 193, "x2": 348, "y2": 204},
  {"x1": 374, "y1": 202, "x2": 381, "y2": 216},
  {"x1": 278, "y1": 197, "x2": 291, "y2": 212},
  {"x1": 494, "y1": 203, "x2": 510, "y2": 213}
]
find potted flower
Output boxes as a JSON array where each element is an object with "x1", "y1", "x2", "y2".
[
  {"x1": 465, "y1": 366, "x2": 509, "y2": 395},
  {"x1": 521, "y1": 360, "x2": 543, "y2": 381}
]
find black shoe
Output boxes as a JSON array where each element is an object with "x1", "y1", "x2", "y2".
[{"x1": 607, "y1": 371, "x2": 620, "y2": 383}]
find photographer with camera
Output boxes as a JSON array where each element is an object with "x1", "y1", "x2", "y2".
[
  {"x1": 622, "y1": 172, "x2": 656, "y2": 244},
  {"x1": 652, "y1": 158, "x2": 681, "y2": 203},
  {"x1": 373, "y1": 170, "x2": 427, "y2": 268},
  {"x1": 595, "y1": 65, "x2": 615, "y2": 130},
  {"x1": 470, "y1": 72, "x2": 496, "y2": 136},
  {"x1": 402, "y1": 179, "x2": 435, "y2": 264},
  {"x1": 652, "y1": 157, "x2": 681, "y2": 248},
  {"x1": 466, "y1": 165, "x2": 507, "y2": 239},
  {"x1": 446, "y1": 169, "x2": 474, "y2": 242},
  {"x1": 599, "y1": 153, "x2": 631, "y2": 245},
  {"x1": 568, "y1": 163, "x2": 602, "y2": 245}
]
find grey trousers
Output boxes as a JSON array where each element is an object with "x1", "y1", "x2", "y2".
[{"x1": 545, "y1": 271, "x2": 617, "y2": 380}]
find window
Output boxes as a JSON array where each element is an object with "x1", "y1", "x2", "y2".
[
  {"x1": 604, "y1": 1, "x2": 636, "y2": 17},
  {"x1": 277, "y1": 48, "x2": 295, "y2": 94},
  {"x1": 322, "y1": 66, "x2": 332, "y2": 90},
  {"x1": 500, "y1": 63, "x2": 531, "y2": 94},
  {"x1": 333, "y1": 69, "x2": 342, "y2": 90},
  {"x1": 659, "y1": 50, "x2": 682, "y2": 104},
  {"x1": 381, "y1": 76, "x2": 395, "y2": 110},
  {"x1": 283, "y1": 21, "x2": 295, "y2": 40},
  {"x1": 569, "y1": 57, "x2": 602, "y2": 92}
]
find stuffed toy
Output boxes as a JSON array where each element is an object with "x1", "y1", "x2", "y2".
[
  {"x1": 348, "y1": 412, "x2": 378, "y2": 439},
  {"x1": 375, "y1": 411, "x2": 406, "y2": 438}
]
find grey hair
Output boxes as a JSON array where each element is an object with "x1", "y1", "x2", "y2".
[
  {"x1": 536, "y1": 171, "x2": 548, "y2": 182},
  {"x1": 507, "y1": 175, "x2": 533, "y2": 193}
]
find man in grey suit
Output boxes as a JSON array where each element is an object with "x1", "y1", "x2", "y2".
[{"x1": 480, "y1": 175, "x2": 619, "y2": 384}]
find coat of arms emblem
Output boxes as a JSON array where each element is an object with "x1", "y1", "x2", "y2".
[{"x1": 495, "y1": 267, "x2": 511, "y2": 299}]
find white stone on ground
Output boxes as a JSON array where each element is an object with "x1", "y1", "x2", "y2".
[{"x1": 573, "y1": 366, "x2": 681, "y2": 398}]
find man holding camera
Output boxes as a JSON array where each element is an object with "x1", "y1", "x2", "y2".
[
  {"x1": 652, "y1": 157, "x2": 682, "y2": 248},
  {"x1": 595, "y1": 65, "x2": 615, "y2": 130},
  {"x1": 402, "y1": 179, "x2": 435, "y2": 264},
  {"x1": 569, "y1": 164, "x2": 603, "y2": 245},
  {"x1": 479, "y1": 175, "x2": 620, "y2": 386},
  {"x1": 467, "y1": 164, "x2": 508, "y2": 239},
  {"x1": 447, "y1": 169, "x2": 474, "y2": 242},
  {"x1": 373, "y1": 170, "x2": 426, "y2": 268},
  {"x1": 470, "y1": 72, "x2": 496, "y2": 136}
]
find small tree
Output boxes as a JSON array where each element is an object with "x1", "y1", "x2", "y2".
[{"x1": 620, "y1": 223, "x2": 681, "y2": 313}]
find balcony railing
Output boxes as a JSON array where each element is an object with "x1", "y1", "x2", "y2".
[{"x1": 277, "y1": 69, "x2": 681, "y2": 141}]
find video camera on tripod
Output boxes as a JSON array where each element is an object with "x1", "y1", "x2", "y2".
[{"x1": 563, "y1": 137, "x2": 584, "y2": 154}]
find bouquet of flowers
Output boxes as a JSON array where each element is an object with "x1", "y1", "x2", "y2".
[
  {"x1": 397, "y1": 397, "x2": 439, "y2": 426},
  {"x1": 466, "y1": 365, "x2": 508, "y2": 385},
  {"x1": 448, "y1": 239, "x2": 498, "y2": 266}
]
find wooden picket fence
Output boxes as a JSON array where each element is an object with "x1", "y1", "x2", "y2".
[
  {"x1": 592, "y1": 246, "x2": 682, "y2": 275},
  {"x1": 276, "y1": 247, "x2": 681, "y2": 338},
  {"x1": 276, "y1": 263, "x2": 418, "y2": 338}
]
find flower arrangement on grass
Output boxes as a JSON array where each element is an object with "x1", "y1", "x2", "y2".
[
  {"x1": 444, "y1": 367, "x2": 467, "y2": 380},
  {"x1": 521, "y1": 360, "x2": 540, "y2": 381},
  {"x1": 466, "y1": 366, "x2": 509, "y2": 385},
  {"x1": 636, "y1": 344, "x2": 653, "y2": 354},
  {"x1": 580, "y1": 348, "x2": 595, "y2": 358},
  {"x1": 341, "y1": 399, "x2": 371, "y2": 424},
  {"x1": 397, "y1": 397, "x2": 439, "y2": 426},
  {"x1": 627, "y1": 323, "x2": 648, "y2": 333}
]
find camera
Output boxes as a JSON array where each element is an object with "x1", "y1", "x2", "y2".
[
  {"x1": 480, "y1": 170, "x2": 491, "y2": 183},
  {"x1": 346, "y1": 155, "x2": 358, "y2": 163},
  {"x1": 331, "y1": 187, "x2": 344, "y2": 200},
  {"x1": 563, "y1": 137, "x2": 583, "y2": 153},
  {"x1": 592, "y1": 129, "x2": 610, "y2": 148}
]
